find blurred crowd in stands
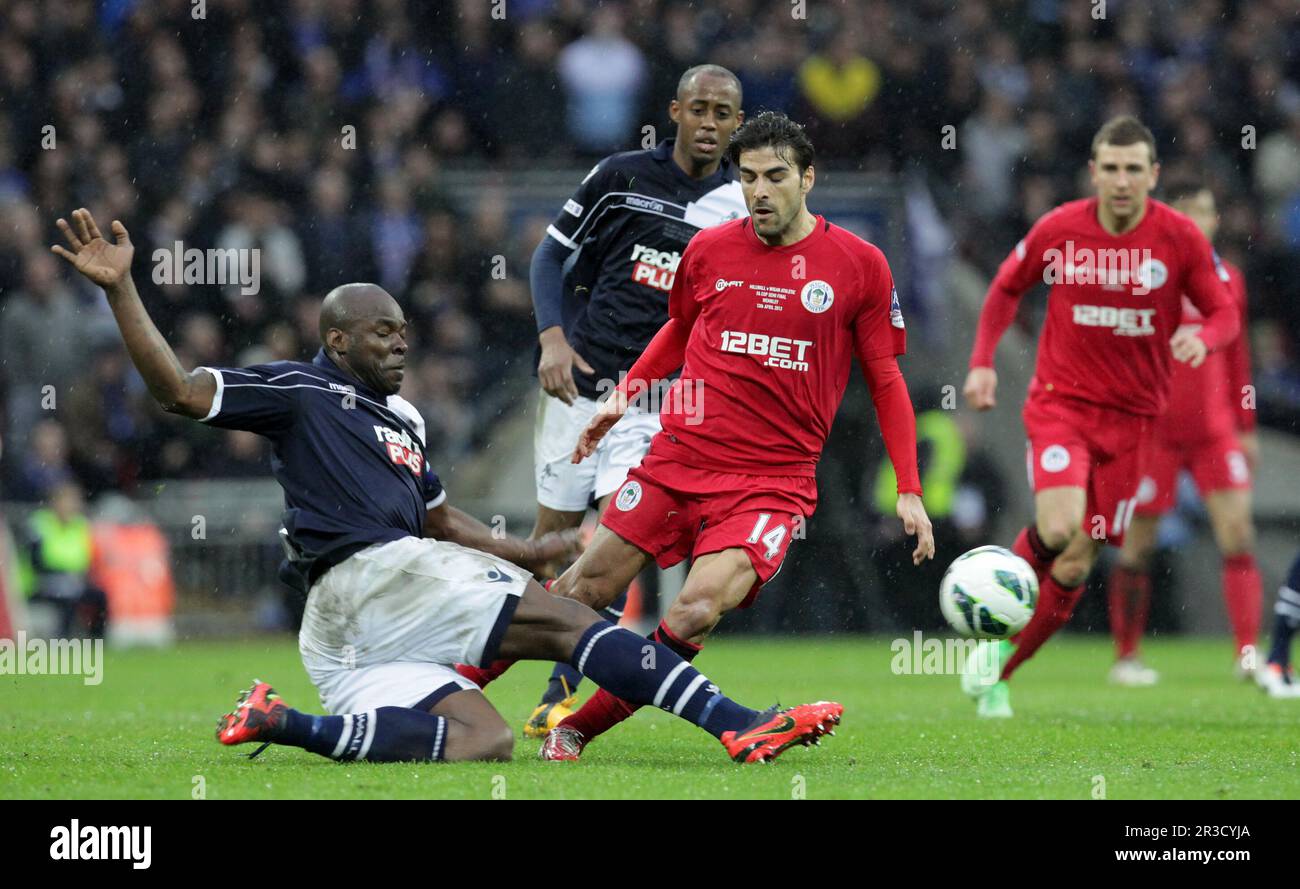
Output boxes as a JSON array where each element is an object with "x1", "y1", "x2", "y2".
[{"x1": 1, "y1": 0, "x2": 1298, "y2": 503}]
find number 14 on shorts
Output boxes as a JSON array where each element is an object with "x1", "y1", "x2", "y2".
[{"x1": 747, "y1": 513, "x2": 796, "y2": 561}]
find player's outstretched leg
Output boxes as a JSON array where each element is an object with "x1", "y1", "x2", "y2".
[
  {"x1": 454, "y1": 524, "x2": 651, "y2": 703},
  {"x1": 217, "y1": 681, "x2": 517, "y2": 762},
  {"x1": 1258, "y1": 551, "x2": 1300, "y2": 699},
  {"x1": 499, "y1": 578, "x2": 840, "y2": 763},
  {"x1": 541, "y1": 618, "x2": 700, "y2": 759},
  {"x1": 540, "y1": 547, "x2": 749, "y2": 759}
]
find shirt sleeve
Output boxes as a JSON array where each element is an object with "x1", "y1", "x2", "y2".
[
  {"x1": 545, "y1": 158, "x2": 617, "y2": 250},
  {"x1": 423, "y1": 463, "x2": 447, "y2": 510},
  {"x1": 196, "y1": 363, "x2": 300, "y2": 435},
  {"x1": 1179, "y1": 228, "x2": 1239, "y2": 352},
  {"x1": 851, "y1": 245, "x2": 907, "y2": 362},
  {"x1": 1223, "y1": 266, "x2": 1256, "y2": 432},
  {"x1": 969, "y1": 214, "x2": 1054, "y2": 368}
]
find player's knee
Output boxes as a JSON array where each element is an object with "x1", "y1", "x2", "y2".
[
  {"x1": 668, "y1": 588, "x2": 723, "y2": 641},
  {"x1": 562, "y1": 563, "x2": 620, "y2": 610},
  {"x1": 486, "y1": 723, "x2": 516, "y2": 761},
  {"x1": 465, "y1": 723, "x2": 515, "y2": 762},
  {"x1": 1036, "y1": 518, "x2": 1077, "y2": 552},
  {"x1": 1218, "y1": 521, "x2": 1255, "y2": 557}
]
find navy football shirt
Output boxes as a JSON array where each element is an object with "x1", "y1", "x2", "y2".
[
  {"x1": 546, "y1": 138, "x2": 748, "y2": 400},
  {"x1": 199, "y1": 349, "x2": 445, "y2": 590}
]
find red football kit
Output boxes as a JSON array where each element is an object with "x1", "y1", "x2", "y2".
[
  {"x1": 970, "y1": 197, "x2": 1240, "y2": 545},
  {"x1": 602, "y1": 214, "x2": 921, "y2": 604},
  {"x1": 1135, "y1": 258, "x2": 1254, "y2": 515}
]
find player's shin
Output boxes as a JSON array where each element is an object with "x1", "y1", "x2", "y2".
[
  {"x1": 538, "y1": 590, "x2": 630, "y2": 705},
  {"x1": 1108, "y1": 564, "x2": 1152, "y2": 659},
  {"x1": 561, "y1": 620, "x2": 703, "y2": 743},
  {"x1": 567, "y1": 620, "x2": 747, "y2": 738},
  {"x1": 1001, "y1": 573, "x2": 1086, "y2": 680},
  {"x1": 1222, "y1": 553, "x2": 1262, "y2": 655},
  {"x1": 277, "y1": 707, "x2": 453, "y2": 762},
  {"x1": 1267, "y1": 557, "x2": 1300, "y2": 669}
]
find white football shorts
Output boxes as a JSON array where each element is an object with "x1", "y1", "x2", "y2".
[
  {"x1": 298, "y1": 536, "x2": 528, "y2": 714},
  {"x1": 534, "y1": 390, "x2": 661, "y2": 512}
]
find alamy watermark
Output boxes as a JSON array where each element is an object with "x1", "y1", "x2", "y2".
[
  {"x1": 596, "y1": 373, "x2": 706, "y2": 426},
  {"x1": 1041, "y1": 240, "x2": 1162, "y2": 297},
  {"x1": 891, "y1": 631, "x2": 994, "y2": 683},
  {"x1": 0, "y1": 631, "x2": 103, "y2": 685},
  {"x1": 152, "y1": 241, "x2": 261, "y2": 295}
]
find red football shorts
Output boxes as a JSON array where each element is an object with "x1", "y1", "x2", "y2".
[
  {"x1": 1133, "y1": 432, "x2": 1252, "y2": 517},
  {"x1": 600, "y1": 450, "x2": 818, "y2": 608},
  {"x1": 1022, "y1": 391, "x2": 1152, "y2": 547}
]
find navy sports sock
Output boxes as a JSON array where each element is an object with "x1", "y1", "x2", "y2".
[
  {"x1": 278, "y1": 707, "x2": 449, "y2": 762},
  {"x1": 1267, "y1": 554, "x2": 1300, "y2": 668},
  {"x1": 569, "y1": 621, "x2": 756, "y2": 738},
  {"x1": 541, "y1": 590, "x2": 630, "y2": 705}
]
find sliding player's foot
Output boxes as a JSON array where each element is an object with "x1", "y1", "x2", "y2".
[
  {"x1": 216, "y1": 680, "x2": 288, "y2": 746},
  {"x1": 1256, "y1": 662, "x2": 1300, "y2": 699},
  {"x1": 523, "y1": 682, "x2": 578, "y2": 739},
  {"x1": 539, "y1": 724, "x2": 586, "y2": 761},
  {"x1": 720, "y1": 701, "x2": 842, "y2": 764},
  {"x1": 1109, "y1": 657, "x2": 1159, "y2": 687}
]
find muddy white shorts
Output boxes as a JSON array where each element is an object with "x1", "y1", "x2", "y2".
[
  {"x1": 534, "y1": 391, "x2": 661, "y2": 512},
  {"x1": 298, "y1": 536, "x2": 528, "y2": 714}
]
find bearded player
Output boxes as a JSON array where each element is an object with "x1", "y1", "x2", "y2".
[
  {"x1": 516, "y1": 64, "x2": 748, "y2": 738},
  {"x1": 459, "y1": 111, "x2": 935, "y2": 760},
  {"x1": 961, "y1": 116, "x2": 1240, "y2": 717},
  {"x1": 1106, "y1": 182, "x2": 1261, "y2": 688}
]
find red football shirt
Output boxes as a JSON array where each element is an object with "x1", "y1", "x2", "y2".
[
  {"x1": 648, "y1": 215, "x2": 907, "y2": 476},
  {"x1": 1157, "y1": 258, "x2": 1254, "y2": 444},
  {"x1": 970, "y1": 198, "x2": 1239, "y2": 417}
]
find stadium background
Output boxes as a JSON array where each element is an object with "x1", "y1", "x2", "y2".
[{"x1": 0, "y1": 0, "x2": 1296, "y2": 643}]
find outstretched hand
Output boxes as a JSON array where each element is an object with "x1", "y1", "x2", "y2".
[
  {"x1": 897, "y1": 493, "x2": 936, "y2": 566},
  {"x1": 571, "y1": 390, "x2": 628, "y2": 463},
  {"x1": 51, "y1": 208, "x2": 134, "y2": 290}
]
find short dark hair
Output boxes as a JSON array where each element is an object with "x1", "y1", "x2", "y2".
[
  {"x1": 727, "y1": 111, "x2": 815, "y2": 174},
  {"x1": 676, "y1": 64, "x2": 743, "y2": 107},
  {"x1": 1163, "y1": 179, "x2": 1210, "y2": 205},
  {"x1": 1091, "y1": 115, "x2": 1158, "y2": 165}
]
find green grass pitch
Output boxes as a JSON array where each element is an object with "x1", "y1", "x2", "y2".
[{"x1": 2, "y1": 635, "x2": 1297, "y2": 799}]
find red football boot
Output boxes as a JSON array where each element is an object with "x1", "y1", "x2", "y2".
[
  {"x1": 216, "y1": 680, "x2": 288, "y2": 753},
  {"x1": 720, "y1": 701, "x2": 843, "y2": 764}
]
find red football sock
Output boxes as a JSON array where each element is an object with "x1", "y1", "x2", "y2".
[
  {"x1": 1108, "y1": 565, "x2": 1151, "y2": 660},
  {"x1": 1012, "y1": 524, "x2": 1062, "y2": 583},
  {"x1": 454, "y1": 658, "x2": 517, "y2": 689},
  {"x1": 1107, "y1": 568, "x2": 1129, "y2": 659},
  {"x1": 559, "y1": 621, "x2": 702, "y2": 745},
  {"x1": 1222, "y1": 553, "x2": 1262, "y2": 654},
  {"x1": 1002, "y1": 572, "x2": 1085, "y2": 680}
]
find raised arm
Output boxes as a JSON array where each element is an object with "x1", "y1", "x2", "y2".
[{"x1": 52, "y1": 209, "x2": 214, "y2": 418}]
